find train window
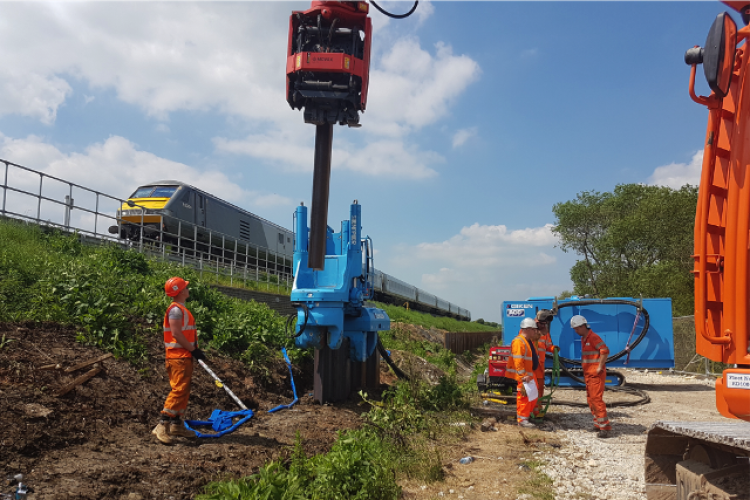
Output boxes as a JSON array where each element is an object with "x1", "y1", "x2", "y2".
[
  {"x1": 278, "y1": 233, "x2": 284, "y2": 245},
  {"x1": 130, "y1": 186, "x2": 155, "y2": 198},
  {"x1": 287, "y1": 237, "x2": 291, "y2": 243},
  {"x1": 151, "y1": 186, "x2": 178, "y2": 198}
]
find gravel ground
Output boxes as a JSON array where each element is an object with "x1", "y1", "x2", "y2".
[{"x1": 537, "y1": 369, "x2": 727, "y2": 500}]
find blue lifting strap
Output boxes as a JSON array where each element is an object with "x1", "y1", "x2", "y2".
[
  {"x1": 184, "y1": 408, "x2": 254, "y2": 438},
  {"x1": 183, "y1": 348, "x2": 299, "y2": 438}
]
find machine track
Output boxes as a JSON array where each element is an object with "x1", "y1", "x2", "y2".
[{"x1": 645, "y1": 421, "x2": 750, "y2": 499}]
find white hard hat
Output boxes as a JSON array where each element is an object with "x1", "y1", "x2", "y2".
[
  {"x1": 570, "y1": 315, "x2": 588, "y2": 328},
  {"x1": 520, "y1": 318, "x2": 538, "y2": 329}
]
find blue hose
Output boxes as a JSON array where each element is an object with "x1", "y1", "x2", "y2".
[{"x1": 268, "y1": 348, "x2": 299, "y2": 413}]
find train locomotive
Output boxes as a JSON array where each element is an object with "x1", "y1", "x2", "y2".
[
  {"x1": 109, "y1": 181, "x2": 471, "y2": 322},
  {"x1": 109, "y1": 181, "x2": 295, "y2": 276}
]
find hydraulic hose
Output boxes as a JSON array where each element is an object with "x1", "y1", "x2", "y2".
[
  {"x1": 286, "y1": 303, "x2": 309, "y2": 339},
  {"x1": 377, "y1": 338, "x2": 410, "y2": 380},
  {"x1": 554, "y1": 299, "x2": 650, "y2": 365},
  {"x1": 370, "y1": 1, "x2": 419, "y2": 19},
  {"x1": 551, "y1": 360, "x2": 651, "y2": 407}
]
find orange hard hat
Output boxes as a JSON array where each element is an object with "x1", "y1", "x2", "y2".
[{"x1": 165, "y1": 277, "x2": 189, "y2": 297}]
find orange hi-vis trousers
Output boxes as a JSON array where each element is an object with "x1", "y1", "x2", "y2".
[
  {"x1": 584, "y1": 370, "x2": 611, "y2": 431},
  {"x1": 162, "y1": 358, "x2": 193, "y2": 419},
  {"x1": 516, "y1": 379, "x2": 537, "y2": 423}
]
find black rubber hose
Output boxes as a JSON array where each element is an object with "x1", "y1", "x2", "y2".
[
  {"x1": 370, "y1": 1, "x2": 419, "y2": 19},
  {"x1": 554, "y1": 299, "x2": 650, "y2": 365},
  {"x1": 377, "y1": 338, "x2": 410, "y2": 380},
  {"x1": 551, "y1": 361, "x2": 651, "y2": 407},
  {"x1": 286, "y1": 303, "x2": 309, "y2": 339}
]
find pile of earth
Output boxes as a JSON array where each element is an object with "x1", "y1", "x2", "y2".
[{"x1": 0, "y1": 322, "x2": 364, "y2": 500}]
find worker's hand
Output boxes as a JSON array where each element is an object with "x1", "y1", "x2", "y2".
[
  {"x1": 522, "y1": 375, "x2": 533, "y2": 383},
  {"x1": 191, "y1": 348, "x2": 207, "y2": 362},
  {"x1": 594, "y1": 365, "x2": 602, "y2": 375}
]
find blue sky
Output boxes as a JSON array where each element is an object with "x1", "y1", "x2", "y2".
[{"x1": 0, "y1": 2, "x2": 726, "y2": 323}]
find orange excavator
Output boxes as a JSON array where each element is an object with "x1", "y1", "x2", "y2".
[{"x1": 645, "y1": 2, "x2": 750, "y2": 498}]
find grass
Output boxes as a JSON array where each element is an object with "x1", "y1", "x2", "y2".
[
  {"x1": 373, "y1": 301, "x2": 500, "y2": 333},
  {"x1": 517, "y1": 459, "x2": 555, "y2": 500}
]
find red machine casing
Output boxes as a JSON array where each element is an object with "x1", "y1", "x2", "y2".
[
  {"x1": 488, "y1": 346, "x2": 511, "y2": 379},
  {"x1": 286, "y1": 1, "x2": 372, "y2": 126}
]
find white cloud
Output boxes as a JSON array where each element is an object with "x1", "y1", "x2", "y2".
[
  {"x1": 367, "y1": 38, "x2": 481, "y2": 135},
  {"x1": 0, "y1": 3, "x2": 292, "y2": 123},
  {"x1": 648, "y1": 150, "x2": 703, "y2": 188},
  {"x1": 383, "y1": 222, "x2": 572, "y2": 322},
  {"x1": 0, "y1": 70, "x2": 71, "y2": 124},
  {"x1": 215, "y1": 129, "x2": 441, "y2": 180},
  {"x1": 521, "y1": 48, "x2": 539, "y2": 58},
  {"x1": 452, "y1": 127, "x2": 477, "y2": 148}
]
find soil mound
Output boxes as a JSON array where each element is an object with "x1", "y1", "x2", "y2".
[{"x1": 0, "y1": 322, "x2": 363, "y2": 500}]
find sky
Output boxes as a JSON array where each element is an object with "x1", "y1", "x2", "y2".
[{"x1": 0, "y1": 1, "x2": 726, "y2": 323}]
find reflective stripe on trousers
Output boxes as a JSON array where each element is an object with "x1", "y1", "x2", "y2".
[
  {"x1": 585, "y1": 370, "x2": 611, "y2": 430},
  {"x1": 516, "y1": 379, "x2": 537, "y2": 422}
]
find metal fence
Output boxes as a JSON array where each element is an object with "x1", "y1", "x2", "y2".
[
  {"x1": 443, "y1": 331, "x2": 501, "y2": 354},
  {"x1": 0, "y1": 157, "x2": 292, "y2": 292}
]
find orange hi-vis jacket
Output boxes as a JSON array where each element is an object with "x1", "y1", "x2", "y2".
[
  {"x1": 535, "y1": 331, "x2": 555, "y2": 379},
  {"x1": 580, "y1": 330, "x2": 609, "y2": 375},
  {"x1": 163, "y1": 302, "x2": 197, "y2": 359},
  {"x1": 508, "y1": 334, "x2": 538, "y2": 382}
]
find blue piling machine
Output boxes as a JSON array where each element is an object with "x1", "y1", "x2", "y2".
[{"x1": 290, "y1": 200, "x2": 390, "y2": 403}]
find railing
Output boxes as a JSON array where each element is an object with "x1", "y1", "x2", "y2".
[{"x1": 0, "y1": 158, "x2": 292, "y2": 293}]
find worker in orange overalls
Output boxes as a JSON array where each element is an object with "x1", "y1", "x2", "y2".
[
  {"x1": 571, "y1": 315, "x2": 612, "y2": 438},
  {"x1": 532, "y1": 309, "x2": 558, "y2": 419},
  {"x1": 153, "y1": 277, "x2": 207, "y2": 444},
  {"x1": 507, "y1": 317, "x2": 541, "y2": 428}
]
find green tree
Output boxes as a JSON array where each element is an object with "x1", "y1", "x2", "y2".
[{"x1": 552, "y1": 184, "x2": 698, "y2": 315}]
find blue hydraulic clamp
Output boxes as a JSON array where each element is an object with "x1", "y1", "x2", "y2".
[{"x1": 291, "y1": 201, "x2": 390, "y2": 402}]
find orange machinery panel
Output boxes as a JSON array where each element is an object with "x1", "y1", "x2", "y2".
[{"x1": 691, "y1": 4, "x2": 750, "y2": 420}]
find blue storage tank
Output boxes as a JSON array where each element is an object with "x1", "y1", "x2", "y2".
[{"x1": 501, "y1": 296, "x2": 675, "y2": 370}]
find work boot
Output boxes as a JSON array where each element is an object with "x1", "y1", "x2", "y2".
[
  {"x1": 518, "y1": 420, "x2": 535, "y2": 428},
  {"x1": 169, "y1": 422, "x2": 196, "y2": 438},
  {"x1": 597, "y1": 429, "x2": 613, "y2": 439},
  {"x1": 152, "y1": 422, "x2": 173, "y2": 445}
]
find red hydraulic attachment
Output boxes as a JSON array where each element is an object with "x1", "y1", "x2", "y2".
[
  {"x1": 688, "y1": 2, "x2": 750, "y2": 420},
  {"x1": 286, "y1": 1, "x2": 372, "y2": 127}
]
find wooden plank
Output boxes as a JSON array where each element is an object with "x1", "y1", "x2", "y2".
[
  {"x1": 55, "y1": 365, "x2": 103, "y2": 397},
  {"x1": 64, "y1": 353, "x2": 113, "y2": 373}
]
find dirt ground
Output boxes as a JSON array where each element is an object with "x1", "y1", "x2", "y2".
[
  {"x1": 3, "y1": 319, "x2": 734, "y2": 500},
  {"x1": 0, "y1": 323, "x2": 365, "y2": 500}
]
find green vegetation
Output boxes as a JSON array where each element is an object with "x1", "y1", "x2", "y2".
[
  {"x1": 517, "y1": 459, "x2": 554, "y2": 500},
  {"x1": 0, "y1": 219, "x2": 298, "y2": 365},
  {"x1": 378, "y1": 325, "x2": 458, "y2": 375},
  {"x1": 199, "y1": 376, "x2": 471, "y2": 500},
  {"x1": 373, "y1": 302, "x2": 499, "y2": 333},
  {"x1": 552, "y1": 184, "x2": 698, "y2": 315}
]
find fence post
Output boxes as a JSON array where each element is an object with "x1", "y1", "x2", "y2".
[
  {"x1": 37, "y1": 174, "x2": 44, "y2": 222},
  {"x1": 1, "y1": 161, "x2": 8, "y2": 215}
]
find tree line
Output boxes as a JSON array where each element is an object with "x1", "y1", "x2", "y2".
[{"x1": 552, "y1": 183, "x2": 698, "y2": 316}]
